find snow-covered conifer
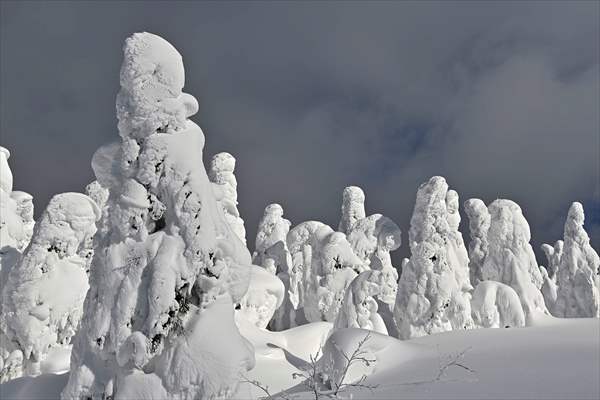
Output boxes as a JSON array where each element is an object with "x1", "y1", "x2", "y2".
[
  {"x1": 394, "y1": 176, "x2": 473, "y2": 339},
  {"x1": 464, "y1": 198, "x2": 490, "y2": 286},
  {"x1": 481, "y1": 199, "x2": 548, "y2": 322},
  {"x1": 334, "y1": 270, "x2": 389, "y2": 334},
  {"x1": 0, "y1": 192, "x2": 100, "y2": 381},
  {"x1": 62, "y1": 33, "x2": 254, "y2": 400},
  {"x1": 209, "y1": 152, "x2": 246, "y2": 244},
  {"x1": 554, "y1": 202, "x2": 599, "y2": 318},
  {"x1": 338, "y1": 186, "x2": 366, "y2": 234}
]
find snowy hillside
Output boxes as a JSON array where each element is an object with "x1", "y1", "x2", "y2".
[{"x1": 0, "y1": 32, "x2": 598, "y2": 400}]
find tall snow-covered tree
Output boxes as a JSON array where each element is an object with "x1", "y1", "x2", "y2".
[
  {"x1": 209, "y1": 152, "x2": 246, "y2": 245},
  {"x1": 553, "y1": 202, "x2": 599, "y2": 318},
  {"x1": 481, "y1": 199, "x2": 548, "y2": 323},
  {"x1": 394, "y1": 176, "x2": 473, "y2": 340},
  {"x1": 62, "y1": 33, "x2": 254, "y2": 400},
  {"x1": 338, "y1": 186, "x2": 366, "y2": 235}
]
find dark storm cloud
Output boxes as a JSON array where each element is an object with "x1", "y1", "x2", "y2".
[{"x1": 1, "y1": 1, "x2": 598, "y2": 264}]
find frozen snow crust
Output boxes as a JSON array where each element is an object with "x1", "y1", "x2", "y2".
[{"x1": 1, "y1": 32, "x2": 599, "y2": 400}]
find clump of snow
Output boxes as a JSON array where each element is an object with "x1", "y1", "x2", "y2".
[
  {"x1": 482, "y1": 199, "x2": 548, "y2": 323},
  {"x1": 1, "y1": 193, "x2": 99, "y2": 382},
  {"x1": 338, "y1": 186, "x2": 366, "y2": 235},
  {"x1": 85, "y1": 181, "x2": 109, "y2": 211},
  {"x1": 209, "y1": 152, "x2": 246, "y2": 245},
  {"x1": 553, "y1": 202, "x2": 600, "y2": 318},
  {"x1": 464, "y1": 198, "x2": 490, "y2": 286},
  {"x1": 62, "y1": 32, "x2": 253, "y2": 400},
  {"x1": 471, "y1": 280, "x2": 525, "y2": 328},
  {"x1": 394, "y1": 176, "x2": 474, "y2": 340}
]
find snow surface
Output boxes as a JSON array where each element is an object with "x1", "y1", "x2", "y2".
[{"x1": 4, "y1": 318, "x2": 598, "y2": 399}]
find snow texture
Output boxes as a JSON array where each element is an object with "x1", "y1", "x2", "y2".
[
  {"x1": 62, "y1": 32, "x2": 253, "y2": 400},
  {"x1": 338, "y1": 186, "x2": 366, "y2": 235},
  {"x1": 464, "y1": 198, "x2": 490, "y2": 287},
  {"x1": 209, "y1": 152, "x2": 246, "y2": 245},
  {"x1": 481, "y1": 199, "x2": 548, "y2": 323},
  {"x1": 553, "y1": 202, "x2": 600, "y2": 318},
  {"x1": 1, "y1": 193, "x2": 100, "y2": 382},
  {"x1": 394, "y1": 176, "x2": 474, "y2": 340}
]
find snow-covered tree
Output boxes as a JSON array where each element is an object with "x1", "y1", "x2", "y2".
[
  {"x1": 464, "y1": 198, "x2": 490, "y2": 286},
  {"x1": 1, "y1": 192, "x2": 100, "y2": 381},
  {"x1": 553, "y1": 202, "x2": 599, "y2": 318},
  {"x1": 286, "y1": 221, "x2": 366, "y2": 325},
  {"x1": 334, "y1": 270, "x2": 389, "y2": 334},
  {"x1": 62, "y1": 33, "x2": 254, "y2": 400},
  {"x1": 251, "y1": 203, "x2": 296, "y2": 330},
  {"x1": 338, "y1": 186, "x2": 366, "y2": 235},
  {"x1": 253, "y1": 203, "x2": 291, "y2": 274},
  {"x1": 394, "y1": 176, "x2": 474, "y2": 340},
  {"x1": 209, "y1": 152, "x2": 246, "y2": 245},
  {"x1": 540, "y1": 240, "x2": 563, "y2": 315},
  {"x1": 481, "y1": 199, "x2": 548, "y2": 323},
  {"x1": 0, "y1": 147, "x2": 34, "y2": 257},
  {"x1": 346, "y1": 212, "x2": 401, "y2": 336}
]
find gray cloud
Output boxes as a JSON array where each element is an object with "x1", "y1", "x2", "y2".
[{"x1": 1, "y1": 1, "x2": 598, "y2": 265}]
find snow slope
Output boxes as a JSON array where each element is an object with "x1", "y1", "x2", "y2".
[{"x1": 3, "y1": 318, "x2": 597, "y2": 399}]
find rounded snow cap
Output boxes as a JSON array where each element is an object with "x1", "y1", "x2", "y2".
[
  {"x1": 343, "y1": 186, "x2": 365, "y2": 203},
  {"x1": 265, "y1": 203, "x2": 283, "y2": 217},
  {"x1": 211, "y1": 152, "x2": 236, "y2": 173},
  {"x1": 567, "y1": 202, "x2": 584, "y2": 225},
  {"x1": 50, "y1": 192, "x2": 101, "y2": 222},
  {"x1": 120, "y1": 32, "x2": 184, "y2": 95},
  {"x1": 119, "y1": 179, "x2": 150, "y2": 209},
  {"x1": 0, "y1": 146, "x2": 10, "y2": 159},
  {"x1": 10, "y1": 191, "x2": 33, "y2": 202}
]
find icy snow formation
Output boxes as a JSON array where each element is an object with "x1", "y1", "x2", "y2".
[
  {"x1": 209, "y1": 152, "x2": 246, "y2": 245},
  {"x1": 338, "y1": 186, "x2": 366, "y2": 235},
  {"x1": 471, "y1": 281, "x2": 525, "y2": 329},
  {"x1": 334, "y1": 270, "x2": 389, "y2": 334},
  {"x1": 394, "y1": 176, "x2": 474, "y2": 340},
  {"x1": 286, "y1": 221, "x2": 365, "y2": 325},
  {"x1": 464, "y1": 198, "x2": 490, "y2": 286},
  {"x1": 0, "y1": 193, "x2": 100, "y2": 382},
  {"x1": 481, "y1": 199, "x2": 548, "y2": 323},
  {"x1": 553, "y1": 202, "x2": 600, "y2": 318},
  {"x1": 62, "y1": 33, "x2": 253, "y2": 400}
]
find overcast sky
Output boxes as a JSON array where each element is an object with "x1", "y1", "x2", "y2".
[{"x1": 1, "y1": 1, "x2": 598, "y2": 263}]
